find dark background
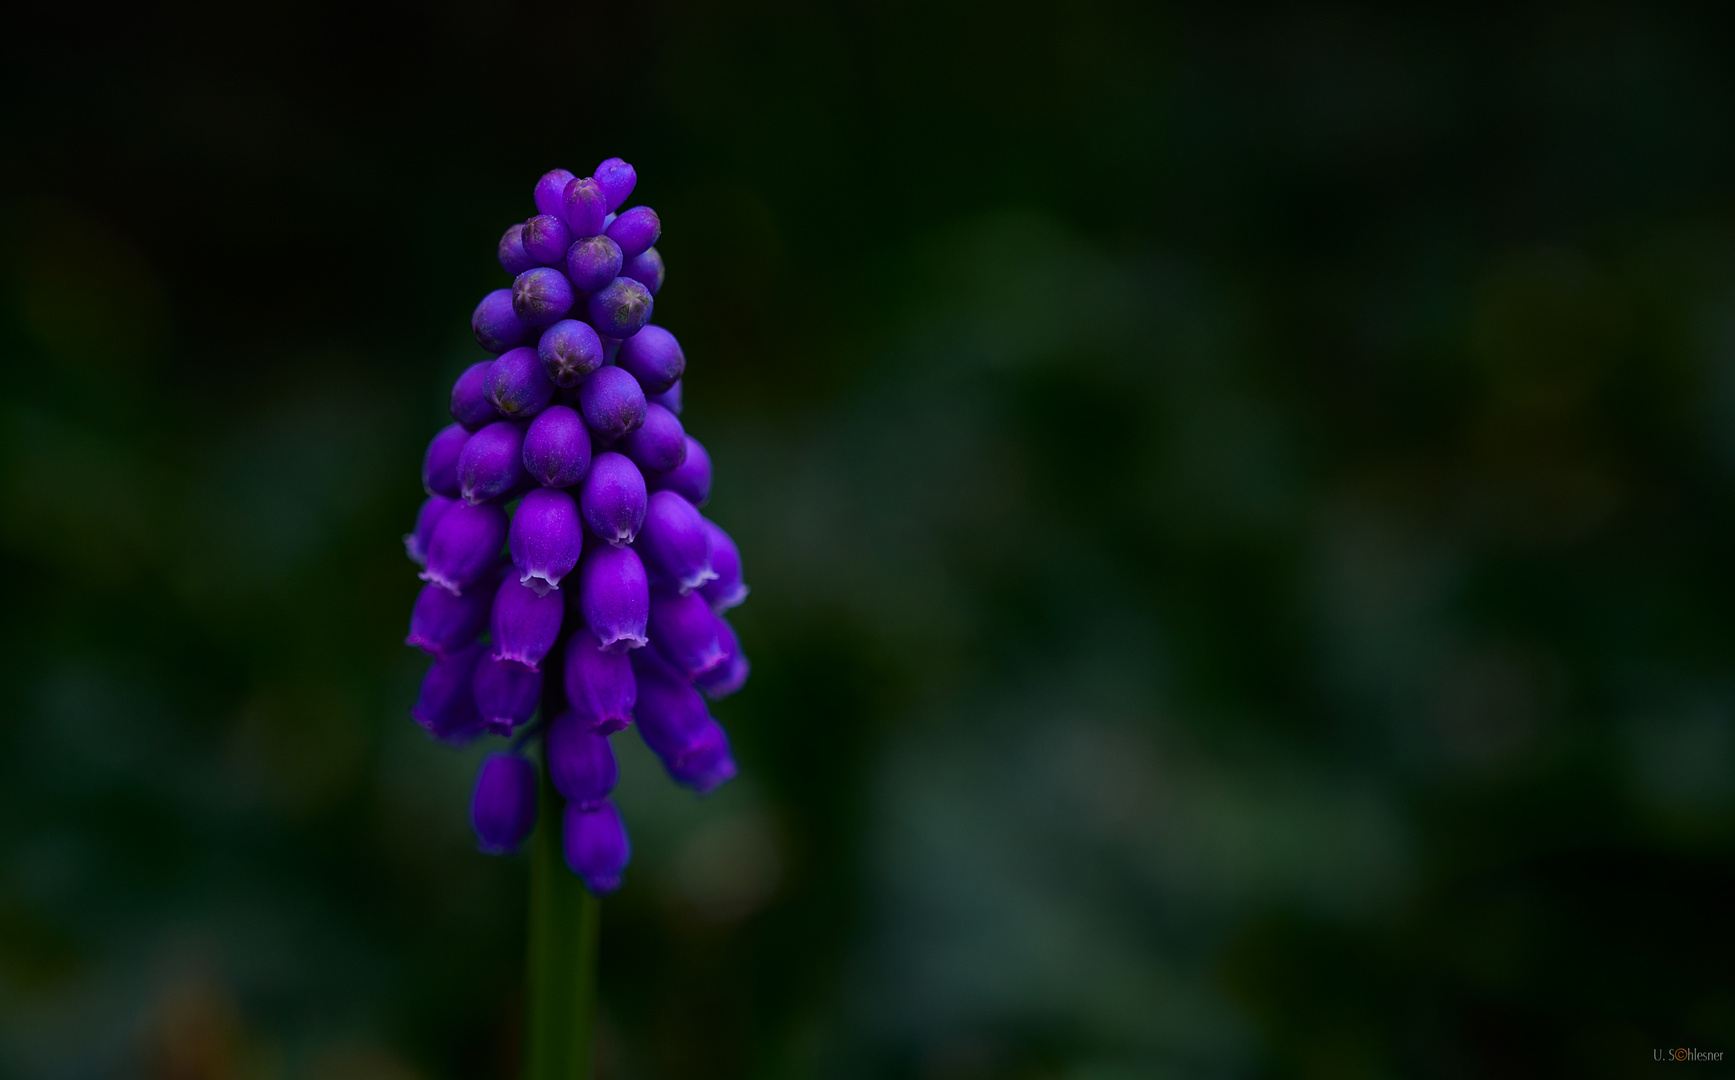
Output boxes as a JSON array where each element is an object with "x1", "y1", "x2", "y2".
[{"x1": 3, "y1": 2, "x2": 1734, "y2": 1077}]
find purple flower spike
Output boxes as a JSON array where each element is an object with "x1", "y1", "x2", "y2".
[
  {"x1": 616, "y1": 325, "x2": 685, "y2": 395},
  {"x1": 490, "y1": 575, "x2": 564, "y2": 671},
  {"x1": 563, "y1": 799, "x2": 630, "y2": 894},
  {"x1": 578, "y1": 452, "x2": 647, "y2": 545},
  {"x1": 405, "y1": 494, "x2": 455, "y2": 565},
  {"x1": 422, "y1": 423, "x2": 469, "y2": 498},
  {"x1": 408, "y1": 576, "x2": 495, "y2": 659},
  {"x1": 522, "y1": 405, "x2": 592, "y2": 488},
  {"x1": 498, "y1": 223, "x2": 537, "y2": 276},
  {"x1": 606, "y1": 206, "x2": 661, "y2": 260},
  {"x1": 620, "y1": 403, "x2": 686, "y2": 475},
  {"x1": 699, "y1": 517, "x2": 748, "y2": 611},
  {"x1": 412, "y1": 642, "x2": 487, "y2": 743},
  {"x1": 536, "y1": 319, "x2": 605, "y2": 388},
  {"x1": 695, "y1": 618, "x2": 749, "y2": 700},
  {"x1": 565, "y1": 234, "x2": 623, "y2": 294},
  {"x1": 512, "y1": 267, "x2": 575, "y2": 328},
  {"x1": 638, "y1": 490, "x2": 716, "y2": 593},
  {"x1": 472, "y1": 753, "x2": 537, "y2": 854},
  {"x1": 457, "y1": 420, "x2": 528, "y2": 505},
  {"x1": 578, "y1": 541, "x2": 650, "y2": 651},
  {"x1": 649, "y1": 435, "x2": 711, "y2": 506},
  {"x1": 451, "y1": 361, "x2": 497, "y2": 430},
  {"x1": 547, "y1": 712, "x2": 618, "y2": 807},
  {"x1": 472, "y1": 288, "x2": 529, "y2": 353},
  {"x1": 473, "y1": 653, "x2": 542, "y2": 735},
  {"x1": 421, "y1": 500, "x2": 508, "y2": 595},
  {"x1": 535, "y1": 168, "x2": 577, "y2": 219},
  {"x1": 586, "y1": 278, "x2": 654, "y2": 339},
  {"x1": 648, "y1": 379, "x2": 682, "y2": 416},
  {"x1": 484, "y1": 346, "x2": 555, "y2": 419},
  {"x1": 621, "y1": 246, "x2": 664, "y2": 295},
  {"x1": 562, "y1": 176, "x2": 609, "y2": 238},
  {"x1": 521, "y1": 213, "x2": 573, "y2": 266},
  {"x1": 563, "y1": 628, "x2": 636, "y2": 733},
  {"x1": 510, "y1": 487, "x2": 583, "y2": 594},
  {"x1": 649, "y1": 589, "x2": 728, "y2": 678},
  {"x1": 594, "y1": 157, "x2": 637, "y2": 212},
  {"x1": 578, "y1": 365, "x2": 647, "y2": 440}
]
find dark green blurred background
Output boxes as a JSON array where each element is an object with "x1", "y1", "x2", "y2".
[{"x1": 5, "y1": 2, "x2": 1735, "y2": 1077}]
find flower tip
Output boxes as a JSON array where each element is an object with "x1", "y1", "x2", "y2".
[
  {"x1": 598, "y1": 631, "x2": 649, "y2": 653},
  {"x1": 519, "y1": 570, "x2": 561, "y2": 597}
]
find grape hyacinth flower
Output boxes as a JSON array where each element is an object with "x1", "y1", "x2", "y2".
[{"x1": 472, "y1": 753, "x2": 537, "y2": 854}]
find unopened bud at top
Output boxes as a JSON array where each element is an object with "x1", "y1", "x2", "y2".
[
  {"x1": 498, "y1": 223, "x2": 537, "y2": 276},
  {"x1": 594, "y1": 158, "x2": 637, "y2": 212},
  {"x1": 606, "y1": 206, "x2": 660, "y2": 260},
  {"x1": 512, "y1": 267, "x2": 575, "y2": 327},
  {"x1": 616, "y1": 325, "x2": 685, "y2": 394},
  {"x1": 562, "y1": 176, "x2": 610, "y2": 238},
  {"x1": 535, "y1": 168, "x2": 577, "y2": 219},
  {"x1": 565, "y1": 234, "x2": 623, "y2": 294},
  {"x1": 472, "y1": 288, "x2": 529, "y2": 353},
  {"x1": 537, "y1": 320, "x2": 605, "y2": 388},
  {"x1": 621, "y1": 246, "x2": 664, "y2": 295},
  {"x1": 586, "y1": 277, "x2": 653, "y2": 339},
  {"x1": 521, "y1": 213, "x2": 573, "y2": 266},
  {"x1": 485, "y1": 347, "x2": 555, "y2": 419}
]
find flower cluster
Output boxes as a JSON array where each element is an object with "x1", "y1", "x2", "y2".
[{"x1": 403, "y1": 159, "x2": 749, "y2": 894}]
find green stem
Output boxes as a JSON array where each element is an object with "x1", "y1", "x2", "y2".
[{"x1": 525, "y1": 710, "x2": 599, "y2": 1080}]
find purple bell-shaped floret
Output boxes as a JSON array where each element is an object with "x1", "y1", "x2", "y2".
[
  {"x1": 578, "y1": 452, "x2": 647, "y2": 545},
  {"x1": 498, "y1": 223, "x2": 537, "y2": 277},
  {"x1": 563, "y1": 628, "x2": 636, "y2": 733},
  {"x1": 458, "y1": 420, "x2": 529, "y2": 505},
  {"x1": 586, "y1": 278, "x2": 653, "y2": 339},
  {"x1": 510, "y1": 487, "x2": 583, "y2": 595},
  {"x1": 422, "y1": 423, "x2": 468, "y2": 498},
  {"x1": 699, "y1": 517, "x2": 748, "y2": 611},
  {"x1": 694, "y1": 616, "x2": 749, "y2": 700},
  {"x1": 621, "y1": 246, "x2": 664, "y2": 295},
  {"x1": 594, "y1": 158, "x2": 636, "y2": 212},
  {"x1": 649, "y1": 435, "x2": 710, "y2": 506},
  {"x1": 620, "y1": 403, "x2": 686, "y2": 474},
  {"x1": 649, "y1": 588, "x2": 727, "y2": 679},
  {"x1": 421, "y1": 501, "x2": 508, "y2": 595},
  {"x1": 404, "y1": 494, "x2": 455, "y2": 566},
  {"x1": 547, "y1": 712, "x2": 618, "y2": 807},
  {"x1": 471, "y1": 753, "x2": 537, "y2": 854},
  {"x1": 561, "y1": 175, "x2": 609, "y2": 237},
  {"x1": 637, "y1": 490, "x2": 716, "y2": 593},
  {"x1": 565, "y1": 234, "x2": 623, "y2": 293},
  {"x1": 521, "y1": 213, "x2": 572, "y2": 266},
  {"x1": 473, "y1": 653, "x2": 542, "y2": 735},
  {"x1": 535, "y1": 168, "x2": 577, "y2": 219},
  {"x1": 489, "y1": 575, "x2": 564, "y2": 671},
  {"x1": 606, "y1": 206, "x2": 660, "y2": 261},
  {"x1": 631, "y1": 648, "x2": 734, "y2": 792},
  {"x1": 472, "y1": 288, "x2": 529, "y2": 353},
  {"x1": 616, "y1": 325, "x2": 685, "y2": 394},
  {"x1": 666, "y1": 718, "x2": 737, "y2": 793},
  {"x1": 485, "y1": 347, "x2": 555, "y2": 419},
  {"x1": 564, "y1": 799, "x2": 630, "y2": 894},
  {"x1": 537, "y1": 320, "x2": 605, "y2": 388},
  {"x1": 512, "y1": 267, "x2": 574, "y2": 328},
  {"x1": 451, "y1": 361, "x2": 497, "y2": 430},
  {"x1": 412, "y1": 642, "x2": 487, "y2": 743},
  {"x1": 578, "y1": 366, "x2": 647, "y2": 441},
  {"x1": 522, "y1": 406, "x2": 591, "y2": 489},
  {"x1": 407, "y1": 575, "x2": 495, "y2": 659},
  {"x1": 578, "y1": 541, "x2": 649, "y2": 651}
]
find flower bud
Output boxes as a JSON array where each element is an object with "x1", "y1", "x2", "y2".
[
  {"x1": 578, "y1": 452, "x2": 647, "y2": 544},
  {"x1": 451, "y1": 361, "x2": 497, "y2": 430},
  {"x1": 498, "y1": 223, "x2": 537, "y2": 276},
  {"x1": 694, "y1": 617, "x2": 749, "y2": 700},
  {"x1": 605, "y1": 206, "x2": 661, "y2": 260},
  {"x1": 585, "y1": 277, "x2": 653, "y2": 339},
  {"x1": 521, "y1": 213, "x2": 572, "y2": 266},
  {"x1": 510, "y1": 487, "x2": 583, "y2": 594},
  {"x1": 408, "y1": 575, "x2": 494, "y2": 658},
  {"x1": 547, "y1": 712, "x2": 617, "y2": 807},
  {"x1": 563, "y1": 627, "x2": 635, "y2": 733},
  {"x1": 565, "y1": 234, "x2": 623, "y2": 293},
  {"x1": 404, "y1": 494, "x2": 455, "y2": 565},
  {"x1": 648, "y1": 435, "x2": 711, "y2": 506},
  {"x1": 563, "y1": 799, "x2": 630, "y2": 894},
  {"x1": 621, "y1": 246, "x2": 664, "y2": 295},
  {"x1": 594, "y1": 157, "x2": 637, "y2": 212},
  {"x1": 489, "y1": 575, "x2": 564, "y2": 670},
  {"x1": 666, "y1": 718, "x2": 737, "y2": 793},
  {"x1": 615, "y1": 325, "x2": 685, "y2": 394},
  {"x1": 638, "y1": 491, "x2": 716, "y2": 593},
  {"x1": 578, "y1": 541, "x2": 649, "y2": 651},
  {"x1": 422, "y1": 423, "x2": 469, "y2": 498},
  {"x1": 578, "y1": 365, "x2": 647, "y2": 440},
  {"x1": 472, "y1": 288, "x2": 529, "y2": 353},
  {"x1": 411, "y1": 642, "x2": 486, "y2": 743},
  {"x1": 562, "y1": 176, "x2": 609, "y2": 237},
  {"x1": 472, "y1": 653, "x2": 542, "y2": 735},
  {"x1": 648, "y1": 379, "x2": 682, "y2": 416},
  {"x1": 535, "y1": 168, "x2": 577, "y2": 218},
  {"x1": 536, "y1": 320, "x2": 606, "y2": 387},
  {"x1": 699, "y1": 517, "x2": 748, "y2": 611},
  {"x1": 512, "y1": 267, "x2": 575, "y2": 328},
  {"x1": 649, "y1": 589, "x2": 728, "y2": 678},
  {"x1": 619, "y1": 403, "x2": 686, "y2": 475},
  {"x1": 457, "y1": 420, "x2": 529, "y2": 505},
  {"x1": 522, "y1": 405, "x2": 591, "y2": 488},
  {"x1": 471, "y1": 753, "x2": 537, "y2": 854},
  {"x1": 484, "y1": 346, "x2": 555, "y2": 419},
  {"x1": 421, "y1": 500, "x2": 508, "y2": 595}
]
